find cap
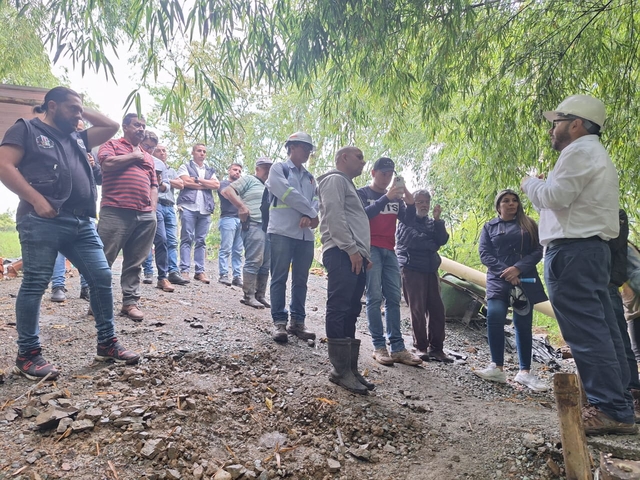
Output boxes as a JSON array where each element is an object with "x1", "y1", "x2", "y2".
[
  {"x1": 543, "y1": 94, "x2": 606, "y2": 128},
  {"x1": 255, "y1": 157, "x2": 273, "y2": 167},
  {"x1": 494, "y1": 188, "x2": 520, "y2": 213},
  {"x1": 509, "y1": 285, "x2": 531, "y2": 316},
  {"x1": 373, "y1": 157, "x2": 395, "y2": 173},
  {"x1": 284, "y1": 132, "x2": 315, "y2": 150}
]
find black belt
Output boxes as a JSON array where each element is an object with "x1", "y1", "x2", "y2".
[
  {"x1": 61, "y1": 206, "x2": 92, "y2": 217},
  {"x1": 547, "y1": 236, "x2": 603, "y2": 249},
  {"x1": 158, "y1": 199, "x2": 174, "y2": 207}
]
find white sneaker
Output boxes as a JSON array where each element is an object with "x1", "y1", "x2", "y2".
[
  {"x1": 474, "y1": 363, "x2": 507, "y2": 383},
  {"x1": 514, "y1": 371, "x2": 549, "y2": 392}
]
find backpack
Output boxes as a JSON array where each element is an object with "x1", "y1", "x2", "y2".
[{"x1": 259, "y1": 164, "x2": 290, "y2": 232}]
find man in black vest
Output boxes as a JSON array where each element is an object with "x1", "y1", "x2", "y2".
[
  {"x1": 0, "y1": 86, "x2": 140, "y2": 381},
  {"x1": 177, "y1": 143, "x2": 219, "y2": 283}
]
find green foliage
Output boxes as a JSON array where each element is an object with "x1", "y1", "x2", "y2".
[
  {"x1": 0, "y1": 231, "x2": 20, "y2": 258},
  {"x1": 0, "y1": 211, "x2": 16, "y2": 231}
]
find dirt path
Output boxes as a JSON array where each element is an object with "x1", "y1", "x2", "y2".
[{"x1": 0, "y1": 259, "x2": 603, "y2": 479}]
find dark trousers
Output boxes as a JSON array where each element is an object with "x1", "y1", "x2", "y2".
[
  {"x1": 545, "y1": 240, "x2": 634, "y2": 424},
  {"x1": 608, "y1": 285, "x2": 640, "y2": 390},
  {"x1": 629, "y1": 318, "x2": 640, "y2": 363},
  {"x1": 401, "y1": 268, "x2": 446, "y2": 352},
  {"x1": 323, "y1": 247, "x2": 366, "y2": 338}
]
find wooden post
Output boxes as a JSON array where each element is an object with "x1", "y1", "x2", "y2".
[{"x1": 553, "y1": 373, "x2": 593, "y2": 480}]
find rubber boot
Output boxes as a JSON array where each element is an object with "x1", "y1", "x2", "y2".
[
  {"x1": 256, "y1": 273, "x2": 271, "y2": 308},
  {"x1": 327, "y1": 338, "x2": 368, "y2": 395},
  {"x1": 351, "y1": 338, "x2": 375, "y2": 390},
  {"x1": 240, "y1": 273, "x2": 264, "y2": 309}
]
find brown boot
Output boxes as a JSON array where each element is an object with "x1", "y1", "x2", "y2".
[
  {"x1": 156, "y1": 278, "x2": 175, "y2": 292},
  {"x1": 120, "y1": 305, "x2": 144, "y2": 322},
  {"x1": 582, "y1": 404, "x2": 637, "y2": 435},
  {"x1": 194, "y1": 273, "x2": 210, "y2": 284},
  {"x1": 272, "y1": 324, "x2": 288, "y2": 343},
  {"x1": 287, "y1": 322, "x2": 316, "y2": 341}
]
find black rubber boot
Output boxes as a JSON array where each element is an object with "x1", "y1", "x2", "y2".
[
  {"x1": 256, "y1": 274, "x2": 271, "y2": 308},
  {"x1": 240, "y1": 273, "x2": 264, "y2": 309},
  {"x1": 350, "y1": 338, "x2": 375, "y2": 390},
  {"x1": 327, "y1": 338, "x2": 368, "y2": 395}
]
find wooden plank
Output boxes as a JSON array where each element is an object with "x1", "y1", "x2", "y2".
[{"x1": 553, "y1": 373, "x2": 593, "y2": 480}]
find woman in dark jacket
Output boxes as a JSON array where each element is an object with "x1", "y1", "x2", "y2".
[
  {"x1": 475, "y1": 189, "x2": 548, "y2": 392},
  {"x1": 396, "y1": 190, "x2": 451, "y2": 362}
]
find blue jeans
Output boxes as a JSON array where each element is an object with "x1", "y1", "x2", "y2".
[
  {"x1": 51, "y1": 252, "x2": 89, "y2": 289},
  {"x1": 608, "y1": 285, "x2": 640, "y2": 390},
  {"x1": 486, "y1": 298, "x2": 532, "y2": 370},
  {"x1": 546, "y1": 239, "x2": 634, "y2": 424},
  {"x1": 16, "y1": 212, "x2": 116, "y2": 352},
  {"x1": 179, "y1": 209, "x2": 212, "y2": 274},
  {"x1": 157, "y1": 203, "x2": 179, "y2": 274},
  {"x1": 218, "y1": 216, "x2": 243, "y2": 278},
  {"x1": 241, "y1": 223, "x2": 270, "y2": 275},
  {"x1": 365, "y1": 246, "x2": 405, "y2": 353},
  {"x1": 143, "y1": 249, "x2": 154, "y2": 276},
  {"x1": 269, "y1": 234, "x2": 314, "y2": 325}
]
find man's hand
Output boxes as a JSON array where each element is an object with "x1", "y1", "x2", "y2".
[
  {"x1": 131, "y1": 151, "x2": 145, "y2": 163},
  {"x1": 34, "y1": 198, "x2": 56, "y2": 218},
  {"x1": 500, "y1": 266, "x2": 521, "y2": 285},
  {"x1": 403, "y1": 188, "x2": 415, "y2": 205},
  {"x1": 238, "y1": 205, "x2": 250, "y2": 222},
  {"x1": 310, "y1": 217, "x2": 319, "y2": 229},
  {"x1": 299, "y1": 216, "x2": 312, "y2": 229},
  {"x1": 349, "y1": 252, "x2": 364, "y2": 274},
  {"x1": 433, "y1": 204, "x2": 442, "y2": 220},
  {"x1": 386, "y1": 184, "x2": 403, "y2": 201},
  {"x1": 521, "y1": 174, "x2": 544, "y2": 191}
]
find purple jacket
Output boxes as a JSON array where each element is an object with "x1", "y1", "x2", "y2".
[{"x1": 479, "y1": 217, "x2": 547, "y2": 304}]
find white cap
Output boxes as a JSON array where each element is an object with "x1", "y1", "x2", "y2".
[{"x1": 543, "y1": 94, "x2": 606, "y2": 128}]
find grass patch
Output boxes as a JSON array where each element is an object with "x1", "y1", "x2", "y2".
[
  {"x1": 0, "y1": 229, "x2": 20, "y2": 258},
  {"x1": 533, "y1": 310, "x2": 563, "y2": 347}
]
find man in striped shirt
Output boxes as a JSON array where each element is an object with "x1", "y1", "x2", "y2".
[{"x1": 97, "y1": 113, "x2": 158, "y2": 321}]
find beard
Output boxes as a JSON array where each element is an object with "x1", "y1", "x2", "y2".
[
  {"x1": 53, "y1": 111, "x2": 78, "y2": 134},
  {"x1": 551, "y1": 128, "x2": 571, "y2": 151}
]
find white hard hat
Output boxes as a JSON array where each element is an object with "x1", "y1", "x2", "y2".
[
  {"x1": 543, "y1": 94, "x2": 606, "y2": 128},
  {"x1": 284, "y1": 132, "x2": 315, "y2": 150}
]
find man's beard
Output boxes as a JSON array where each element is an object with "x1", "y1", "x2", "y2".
[{"x1": 54, "y1": 112, "x2": 77, "y2": 134}]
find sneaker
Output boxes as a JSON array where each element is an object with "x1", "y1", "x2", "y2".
[
  {"x1": 96, "y1": 338, "x2": 140, "y2": 364},
  {"x1": 142, "y1": 273, "x2": 153, "y2": 284},
  {"x1": 474, "y1": 363, "x2": 507, "y2": 383},
  {"x1": 14, "y1": 349, "x2": 60, "y2": 381},
  {"x1": 80, "y1": 286, "x2": 90, "y2": 301},
  {"x1": 50, "y1": 286, "x2": 66, "y2": 302},
  {"x1": 218, "y1": 275, "x2": 232, "y2": 286},
  {"x1": 514, "y1": 371, "x2": 549, "y2": 392},
  {"x1": 232, "y1": 276, "x2": 243, "y2": 287},
  {"x1": 372, "y1": 347, "x2": 395, "y2": 366},
  {"x1": 582, "y1": 404, "x2": 638, "y2": 436},
  {"x1": 156, "y1": 278, "x2": 175, "y2": 292},
  {"x1": 194, "y1": 273, "x2": 210, "y2": 284},
  {"x1": 168, "y1": 271, "x2": 190, "y2": 285},
  {"x1": 391, "y1": 349, "x2": 423, "y2": 366}
]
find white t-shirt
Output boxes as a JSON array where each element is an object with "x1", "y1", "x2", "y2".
[{"x1": 177, "y1": 162, "x2": 218, "y2": 215}]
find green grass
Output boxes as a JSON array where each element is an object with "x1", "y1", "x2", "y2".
[
  {"x1": 0, "y1": 229, "x2": 20, "y2": 258},
  {"x1": 533, "y1": 310, "x2": 563, "y2": 347}
]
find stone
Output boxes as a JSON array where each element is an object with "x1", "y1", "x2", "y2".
[
  {"x1": 226, "y1": 464, "x2": 246, "y2": 479},
  {"x1": 39, "y1": 392, "x2": 64, "y2": 405},
  {"x1": 193, "y1": 465, "x2": 204, "y2": 480},
  {"x1": 35, "y1": 406, "x2": 79, "y2": 430},
  {"x1": 382, "y1": 444, "x2": 396, "y2": 454},
  {"x1": 522, "y1": 434, "x2": 545, "y2": 449},
  {"x1": 348, "y1": 445, "x2": 371, "y2": 461},
  {"x1": 57, "y1": 417, "x2": 73, "y2": 434},
  {"x1": 140, "y1": 438, "x2": 166, "y2": 459},
  {"x1": 22, "y1": 406, "x2": 41, "y2": 418},
  {"x1": 327, "y1": 458, "x2": 341, "y2": 473},
  {"x1": 5, "y1": 410, "x2": 18, "y2": 421},
  {"x1": 166, "y1": 469, "x2": 181, "y2": 480},
  {"x1": 213, "y1": 469, "x2": 232, "y2": 480},
  {"x1": 71, "y1": 419, "x2": 94, "y2": 432}
]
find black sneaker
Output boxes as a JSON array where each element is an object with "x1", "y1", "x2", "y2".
[
  {"x1": 168, "y1": 271, "x2": 189, "y2": 285},
  {"x1": 232, "y1": 276, "x2": 243, "y2": 287},
  {"x1": 50, "y1": 286, "x2": 66, "y2": 302},
  {"x1": 14, "y1": 349, "x2": 60, "y2": 381},
  {"x1": 142, "y1": 273, "x2": 153, "y2": 284},
  {"x1": 80, "y1": 286, "x2": 90, "y2": 301},
  {"x1": 96, "y1": 338, "x2": 140, "y2": 364}
]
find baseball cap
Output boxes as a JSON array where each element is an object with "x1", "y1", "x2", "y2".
[
  {"x1": 543, "y1": 94, "x2": 606, "y2": 128},
  {"x1": 256, "y1": 157, "x2": 273, "y2": 167},
  {"x1": 373, "y1": 157, "x2": 395, "y2": 173},
  {"x1": 509, "y1": 285, "x2": 531, "y2": 316}
]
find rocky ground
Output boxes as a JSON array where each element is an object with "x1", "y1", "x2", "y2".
[{"x1": 0, "y1": 259, "x2": 635, "y2": 480}]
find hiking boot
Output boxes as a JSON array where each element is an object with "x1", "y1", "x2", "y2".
[
  {"x1": 80, "y1": 286, "x2": 90, "y2": 301},
  {"x1": 142, "y1": 273, "x2": 153, "y2": 284},
  {"x1": 582, "y1": 404, "x2": 638, "y2": 436},
  {"x1": 391, "y1": 349, "x2": 423, "y2": 366},
  {"x1": 50, "y1": 286, "x2": 66, "y2": 302},
  {"x1": 287, "y1": 322, "x2": 316, "y2": 341},
  {"x1": 14, "y1": 349, "x2": 60, "y2": 381},
  {"x1": 474, "y1": 363, "x2": 507, "y2": 383},
  {"x1": 328, "y1": 338, "x2": 368, "y2": 395},
  {"x1": 169, "y1": 271, "x2": 190, "y2": 285},
  {"x1": 120, "y1": 304, "x2": 144, "y2": 322},
  {"x1": 372, "y1": 347, "x2": 394, "y2": 366},
  {"x1": 218, "y1": 275, "x2": 232, "y2": 286},
  {"x1": 426, "y1": 348, "x2": 454, "y2": 363},
  {"x1": 232, "y1": 276, "x2": 243, "y2": 287},
  {"x1": 194, "y1": 273, "x2": 210, "y2": 284},
  {"x1": 156, "y1": 278, "x2": 175, "y2": 292},
  {"x1": 514, "y1": 371, "x2": 549, "y2": 392},
  {"x1": 255, "y1": 274, "x2": 270, "y2": 307},
  {"x1": 96, "y1": 338, "x2": 140, "y2": 364},
  {"x1": 272, "y1": 324, "x2": 289, "y2": 343},
  {"x1": 631, "y1": 390, "x2": 640, "y2": 423}
]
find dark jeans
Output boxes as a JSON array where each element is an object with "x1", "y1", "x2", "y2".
[
  {"x1": 630, "y1": 318, "x2": 640, "y2": 363},
  {"x1": 401, "y1": 268, "x2": 446, "y2": 353},
  {"x1": 545, "y1": 240, "x2": 634, "y2": 424},
  {"x1": 485, "y1": 299, "x2": 533, "y2": 371},
  {"x1": 269, "y1": 234, "x2": 314, "y2": 325},
  {"x1": 608, "y1": 285, "x2": 640, "y2": 390},
  {"x1": 152, "y1": 206, "x2": 171, "y2": 280},
  {"x1": 323, "y1": 247, "x2": 366, "y2": 338},
  {"x1": 16, "y1": 211, "x2": 116, "y2": 352}
]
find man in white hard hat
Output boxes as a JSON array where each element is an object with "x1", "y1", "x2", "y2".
[
  {"x1": 265, "y1": 132, "x2": 319, "y2": 343},
  {"x1": 521, "y1": 94, "x2": 636, "y2": 435}
]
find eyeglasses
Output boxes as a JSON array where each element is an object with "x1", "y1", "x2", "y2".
[{"x1": 551, "y1": 118, "x2": 575, "y2": 129}]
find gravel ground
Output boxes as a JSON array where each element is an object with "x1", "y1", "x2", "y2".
[{"x1": 0, "y1": 258, "x2": 632, "y2": 479}]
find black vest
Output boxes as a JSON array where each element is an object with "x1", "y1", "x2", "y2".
[{"x1": 176, "y1": 161, "x2": 216, "y2": 213}]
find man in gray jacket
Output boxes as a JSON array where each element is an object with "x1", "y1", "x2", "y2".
[{"x1": 318, "y1": 146, "x2": 373, "y2": 395}]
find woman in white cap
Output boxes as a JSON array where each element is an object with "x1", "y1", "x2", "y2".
[{"x1": 475, "y1": 189, "x2": 548, "y2": 391}]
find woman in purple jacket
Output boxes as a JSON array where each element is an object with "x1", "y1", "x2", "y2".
[{"x1": 475, "y1": 189, "x2": 548, "y2": 392}]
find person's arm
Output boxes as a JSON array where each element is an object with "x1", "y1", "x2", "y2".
[
  {"x1": 0, "y1": 144, "x2": 57, "y2": 217},
  {"x1": 88, "y1": 154, "x2": 103, "y2": 185},
  {"x1": 265, "y1": 164, "x2": 317, "y2": 218},
  {"x1": 220, "y1": 185, "x2": 249, "y2": 221},
  {"x1": 169, "y1": 173, "x2": 184, "y2": 190},
  {"x1": 396, "y1": 223, "x2": 440, "y2": 251},
  {"x1": 323, "y1": 176, "x2": 360, "y2": 255},
  {"x1": 82, "y1": 108, "x2": 119, "y2": 150},
  {"x1": 199, "y1": 173, "x2": 220, "y2": 190},
  {"x1": 513, "y1": 238, "x2": 543, "y2": 274},
  {"x1": 150, "y1": 186, "x2": 158, "y2": 210},
  {"x1": 99, "y1": 142, "x2": 145, "y2": 173}
]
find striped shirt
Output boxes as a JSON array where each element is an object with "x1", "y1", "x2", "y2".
[{"x1": 98, "y1": 137, "x2": 158, "y2": 212}]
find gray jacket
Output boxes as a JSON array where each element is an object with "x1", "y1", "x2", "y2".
[{"x1": 318, "y1": 169, "x2": 370, "y2": 260}]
